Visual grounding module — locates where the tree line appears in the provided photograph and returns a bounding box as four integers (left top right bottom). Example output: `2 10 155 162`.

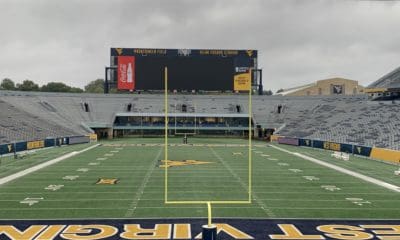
1 78 274 95
0 78 105 93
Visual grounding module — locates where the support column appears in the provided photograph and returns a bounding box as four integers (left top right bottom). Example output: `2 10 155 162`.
107 128 113 140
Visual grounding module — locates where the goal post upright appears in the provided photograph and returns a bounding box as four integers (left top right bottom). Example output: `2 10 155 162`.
248 80 252 203
164 66 168 204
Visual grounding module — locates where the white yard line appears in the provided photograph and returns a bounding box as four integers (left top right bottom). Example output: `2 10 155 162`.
270 144 400 193
124 147 163 217
209 147 276 218
0 144 100 186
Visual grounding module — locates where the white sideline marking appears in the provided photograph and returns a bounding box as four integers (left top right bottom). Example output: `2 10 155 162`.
270 144 400 193
0 144 99 186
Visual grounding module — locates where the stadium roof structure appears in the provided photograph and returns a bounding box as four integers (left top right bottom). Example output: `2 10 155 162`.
368 66 400 89
276 83 315 96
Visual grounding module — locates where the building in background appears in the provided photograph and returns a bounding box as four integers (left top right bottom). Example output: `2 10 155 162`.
277 78 364 96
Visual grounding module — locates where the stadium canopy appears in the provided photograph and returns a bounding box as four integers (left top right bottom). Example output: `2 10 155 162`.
368 66 400 89
276 83 315 96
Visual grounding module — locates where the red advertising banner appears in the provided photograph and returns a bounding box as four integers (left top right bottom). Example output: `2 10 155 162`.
117 56 135 90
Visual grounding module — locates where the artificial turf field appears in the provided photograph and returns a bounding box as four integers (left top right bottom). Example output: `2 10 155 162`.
0 137 399 220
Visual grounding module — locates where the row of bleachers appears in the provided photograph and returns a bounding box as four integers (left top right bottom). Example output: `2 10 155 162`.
1 91 399 149
0 99 81 144
276 98 400 150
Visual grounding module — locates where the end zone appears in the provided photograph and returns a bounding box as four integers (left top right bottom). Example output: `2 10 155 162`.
1 218 400 240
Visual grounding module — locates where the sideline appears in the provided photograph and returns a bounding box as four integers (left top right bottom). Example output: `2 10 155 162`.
0 144 100 186
269 144 400 193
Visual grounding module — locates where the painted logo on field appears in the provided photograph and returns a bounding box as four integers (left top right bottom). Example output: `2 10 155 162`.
96 178 119 185
159 160 214 168
0 219 399 239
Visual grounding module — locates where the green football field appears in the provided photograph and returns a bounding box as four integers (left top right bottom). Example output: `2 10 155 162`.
0 137 399 220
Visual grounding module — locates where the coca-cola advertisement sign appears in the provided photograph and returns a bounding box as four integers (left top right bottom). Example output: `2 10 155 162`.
117 56 135 90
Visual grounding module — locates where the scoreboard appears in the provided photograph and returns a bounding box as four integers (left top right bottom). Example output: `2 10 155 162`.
110 48 257 91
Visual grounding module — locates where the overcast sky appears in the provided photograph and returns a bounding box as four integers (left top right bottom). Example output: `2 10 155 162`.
1 0 400 92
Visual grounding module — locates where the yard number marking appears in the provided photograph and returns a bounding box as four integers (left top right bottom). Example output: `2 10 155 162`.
346 197 371 206
321 185 341 191
278 162 289 166
77 168 89 172
303 176 320 181
20 197 43 206
44 185 64 191
62 175 79 181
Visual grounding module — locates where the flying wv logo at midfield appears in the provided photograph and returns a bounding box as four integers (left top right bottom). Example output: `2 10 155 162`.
159 160 213 168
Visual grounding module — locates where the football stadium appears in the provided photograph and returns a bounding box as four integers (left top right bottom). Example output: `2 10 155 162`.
0 47 400 240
